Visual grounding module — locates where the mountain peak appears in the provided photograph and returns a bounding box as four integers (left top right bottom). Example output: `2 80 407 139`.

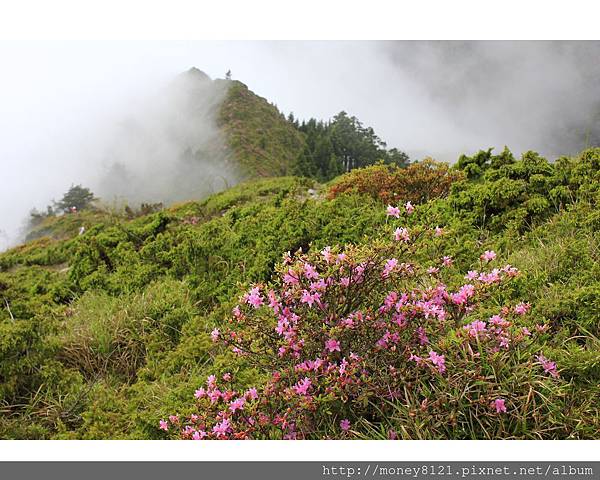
184 67 211 82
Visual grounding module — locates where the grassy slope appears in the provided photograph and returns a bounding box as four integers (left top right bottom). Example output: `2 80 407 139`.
217 80 306 177
1 150 600 439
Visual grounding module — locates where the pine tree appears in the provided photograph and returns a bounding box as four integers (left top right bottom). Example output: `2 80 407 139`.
55 185 96 213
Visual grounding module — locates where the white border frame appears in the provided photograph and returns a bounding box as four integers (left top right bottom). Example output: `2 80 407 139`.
0 440 597 461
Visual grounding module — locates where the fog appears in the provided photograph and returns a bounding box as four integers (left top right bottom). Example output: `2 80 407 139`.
1 41 599 250
95 68 239 206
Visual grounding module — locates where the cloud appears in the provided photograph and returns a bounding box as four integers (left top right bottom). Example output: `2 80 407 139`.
379 41 600 160
93 68 239 206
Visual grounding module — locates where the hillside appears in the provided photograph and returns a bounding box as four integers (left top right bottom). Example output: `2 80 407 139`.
218 79 307 177
1 148 599 439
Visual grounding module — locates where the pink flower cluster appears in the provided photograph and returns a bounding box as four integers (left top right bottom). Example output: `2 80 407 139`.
493 398 507 413
386 202 414 218
460 312 523 352
161 374 261 440
162 203 551 440
481 250 497 262
394 227 410 243
536 354 559 378
245 287 264 309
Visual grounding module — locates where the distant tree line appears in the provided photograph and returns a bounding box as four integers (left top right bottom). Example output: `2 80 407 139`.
288 111 410 181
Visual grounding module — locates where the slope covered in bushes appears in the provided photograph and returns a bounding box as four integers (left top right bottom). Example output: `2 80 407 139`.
218 80 307 177
1 148 599 439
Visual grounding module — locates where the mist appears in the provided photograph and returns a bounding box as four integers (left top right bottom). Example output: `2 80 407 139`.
1 41 599 251
94 68 239 206
382 41 600 159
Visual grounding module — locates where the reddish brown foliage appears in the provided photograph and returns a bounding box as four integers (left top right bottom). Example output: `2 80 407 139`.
327 159 465 204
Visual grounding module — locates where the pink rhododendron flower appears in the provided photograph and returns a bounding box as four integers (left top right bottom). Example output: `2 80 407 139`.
442 256 453 267
352 263 366 283
489 315 509 328
463 320 487 339
514 302 531 315
275 318 289 335
339 358 349 375
481 250 497 262
222 372 232 381
434 226 444 237
451 292 467 306
502 264 519 277
246 387 259 400
450 284 475 306
536 354 559 378
267 290 280 311
301 290 320 307
303 263 320 280
405 201 415 214
535 324 549 333
321 246 334 263
394 227 410 242
427 266 439 275
380 291 398 313
493 398 507 413
194 387 206 399
212 419 231 438
417 326 429 345
409 353 423 364
159 420 168 431
246 287 264 308
340 316 355 328
325 338 341 352
340 419 351 431
293 377 312 395
478 269 501 284
382 258 398 278
428 350 446 373
465 270 479 280
229 397 246 413
283 269 299 285
210 328 220 342
208 389 222 403
386 205 400 218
